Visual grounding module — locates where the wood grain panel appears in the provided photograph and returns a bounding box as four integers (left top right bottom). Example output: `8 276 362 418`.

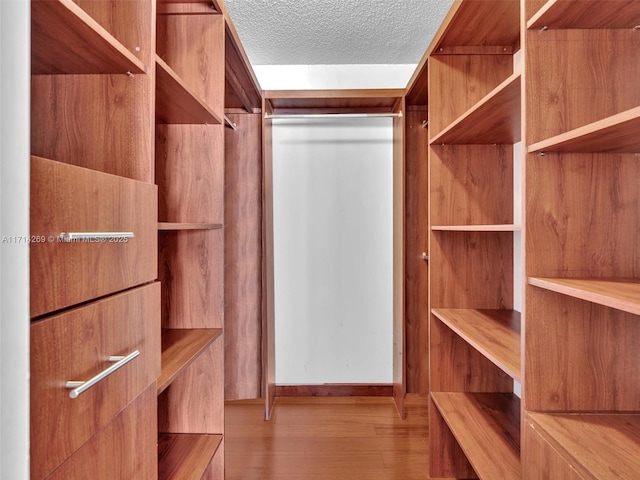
430 231 514 309
526 153 640 278
158 229 224 329
523 420 583 480
156 124 224 224
526 29 640 145
430 314 514 393
430 145 513 226
429 54 513 137
47 385 157 480
31 73 154 182
525 286 640 412
276 384 393 397
158 338 224 434
525 0 550 23
265 89 404 115
225 33 262 111
157 13 224 118
527 412 640 479
405 110 430 394
224 113 263 400
30 157 157 317
30 284 160 479
202 440 224 480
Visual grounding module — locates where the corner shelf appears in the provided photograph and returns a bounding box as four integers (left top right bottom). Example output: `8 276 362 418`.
31 0 146 75
432 392 521 480
432 309 521 381
158 222 223 231
527 412 640 479
155 55 222 125
430 73 521 145
158 433 223 480
528 106 640 154
158 328 223 395
528 277 640 316
432 225 521 232
527 0 640 30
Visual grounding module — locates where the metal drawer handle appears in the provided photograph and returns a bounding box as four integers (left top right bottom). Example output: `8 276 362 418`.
65 350 140 399
58 232 134 242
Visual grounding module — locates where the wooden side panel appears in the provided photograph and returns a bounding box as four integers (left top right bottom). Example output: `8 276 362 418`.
158 230 224 329
47 385 157 480
429 54 513 137
523 420 584 480
224 113 263 400
30 157 157 317
526 29 640 145
158 339 224 434
262 101 276 419
156 13 224 117
404 111 429 394
156 124 224 224
430 145 513 226
201 441 224 480
393 99 406 418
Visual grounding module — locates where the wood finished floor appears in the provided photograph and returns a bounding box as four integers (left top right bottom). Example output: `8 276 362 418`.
225 394 430 480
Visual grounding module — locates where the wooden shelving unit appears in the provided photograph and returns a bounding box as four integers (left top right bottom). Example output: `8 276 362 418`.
432 225 521 232
158 328 223 394
31 0 147 74
522 0 640 477
158 222 223 231
158 433 223 480
155 56 222 125
432 309 521 380
432 392 521 480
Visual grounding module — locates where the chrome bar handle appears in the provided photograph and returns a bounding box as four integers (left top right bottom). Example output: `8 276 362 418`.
65 350 140 399
58 232 134 242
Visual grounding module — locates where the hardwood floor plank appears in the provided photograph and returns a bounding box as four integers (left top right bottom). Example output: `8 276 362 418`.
225 395 430 480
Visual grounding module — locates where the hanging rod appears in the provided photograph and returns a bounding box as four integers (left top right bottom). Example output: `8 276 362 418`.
224 114 238 131
264 112 402 119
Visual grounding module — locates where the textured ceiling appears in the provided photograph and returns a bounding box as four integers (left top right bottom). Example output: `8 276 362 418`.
224 0 455 65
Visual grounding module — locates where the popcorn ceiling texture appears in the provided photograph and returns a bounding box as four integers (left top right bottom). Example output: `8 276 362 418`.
224 0 454 65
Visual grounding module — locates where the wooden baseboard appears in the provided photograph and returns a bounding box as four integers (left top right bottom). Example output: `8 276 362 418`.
275 384 393 397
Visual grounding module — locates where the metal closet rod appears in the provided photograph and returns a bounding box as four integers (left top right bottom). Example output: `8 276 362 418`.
264 112 402 119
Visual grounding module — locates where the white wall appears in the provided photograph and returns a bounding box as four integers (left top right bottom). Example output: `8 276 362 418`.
272 117 393 384
0 1 31 478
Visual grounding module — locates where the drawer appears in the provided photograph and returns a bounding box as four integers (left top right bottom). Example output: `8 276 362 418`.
30 156 157 317
30 283 160 480
48 385 158 480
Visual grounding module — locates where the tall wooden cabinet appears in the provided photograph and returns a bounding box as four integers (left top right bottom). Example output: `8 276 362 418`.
30 0 159 478
407 0 640 478
30 0 262 478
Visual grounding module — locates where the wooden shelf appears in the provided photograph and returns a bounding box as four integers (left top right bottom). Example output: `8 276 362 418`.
430 73 521 145
432 392 521 480
155 56 222 125
432 309 521 381
158 328 223 395
432 0 520 53
527 412 640 479
158 222 223 231
264 89 404 115
528 278 640 316
432 224 521 232
31 0 146 75
528 0 640 30
528 106 640 154
158 433 223 480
